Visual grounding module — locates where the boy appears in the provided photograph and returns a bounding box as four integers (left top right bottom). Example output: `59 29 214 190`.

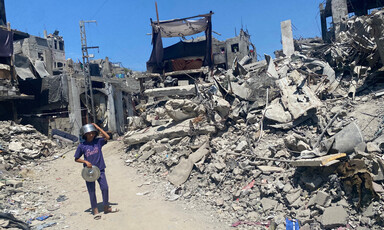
74 123 118 219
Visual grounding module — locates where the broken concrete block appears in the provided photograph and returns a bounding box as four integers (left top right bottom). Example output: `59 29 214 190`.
168 142 209 186
212 95 230 118
331 122 364 154
233 167 243 175
296 208 311 224
213 162 226 171
372 181 384 193
366 142 381 153
8 142 23 152
320 206 348 228
151 119 170 127
265 98 292 123
276 70 323 120
260 197 278 211
286 190 301 205
283 183 293 193
307 191 331 207
211 173 224 182
215 198 224 206
281 20 295 57
167 157 193 187
296 140 311 152
124 119 215 145
234 141 248 153
363 202 375 218
257 166 285 173
230 82 252 100
165 99 199 122
144 84 210 98
138 149 156 162
265 54 279 79
6 180 23 188
127 116 146 131
153 144 168 154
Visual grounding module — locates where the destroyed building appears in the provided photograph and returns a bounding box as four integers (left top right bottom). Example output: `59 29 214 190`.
0 0 140 139
212 28 256 70
1 1 384 229
123 4 384 229
320 0 384 42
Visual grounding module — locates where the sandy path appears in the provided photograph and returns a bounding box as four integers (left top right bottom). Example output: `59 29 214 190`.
37 140 229 230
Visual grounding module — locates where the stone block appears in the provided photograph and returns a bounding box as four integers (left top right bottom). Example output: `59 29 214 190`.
235 141 248 153
308 191 331 207
320 206 348 228
260 197 278 211
6 180 23 188
286 190 301 205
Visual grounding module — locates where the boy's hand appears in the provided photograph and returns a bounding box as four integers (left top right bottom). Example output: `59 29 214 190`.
92 123 100 129
85 161 92 168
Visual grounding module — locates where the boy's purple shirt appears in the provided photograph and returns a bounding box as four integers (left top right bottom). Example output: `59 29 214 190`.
74 137 106 170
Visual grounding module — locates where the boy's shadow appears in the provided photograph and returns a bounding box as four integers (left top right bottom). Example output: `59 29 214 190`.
84 202 118 214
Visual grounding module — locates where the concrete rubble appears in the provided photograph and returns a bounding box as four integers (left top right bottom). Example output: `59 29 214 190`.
1 1 384 230
0 121 58 170
0 122 72 229
123 8 384 230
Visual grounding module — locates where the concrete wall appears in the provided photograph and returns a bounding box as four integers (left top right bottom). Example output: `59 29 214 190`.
14 35 66 72
212 29 254 69
67 76 82 138
70 75 127 136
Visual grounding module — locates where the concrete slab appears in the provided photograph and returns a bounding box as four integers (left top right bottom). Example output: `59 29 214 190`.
320 206 348 228
124 119 215 146
281 20 295 57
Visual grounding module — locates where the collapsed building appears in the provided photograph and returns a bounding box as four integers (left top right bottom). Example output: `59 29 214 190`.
122 4 384 230
0 0 141 139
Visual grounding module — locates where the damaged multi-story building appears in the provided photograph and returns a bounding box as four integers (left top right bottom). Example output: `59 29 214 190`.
0 1 140 139
320 0 384 42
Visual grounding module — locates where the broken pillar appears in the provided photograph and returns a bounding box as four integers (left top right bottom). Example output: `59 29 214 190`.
114 88 124 135
280 20 295 57
106 83 117 134
331 0 348 41
319 3 327 41
67 76 82 138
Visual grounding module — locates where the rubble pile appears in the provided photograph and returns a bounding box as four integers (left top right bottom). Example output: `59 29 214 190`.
123 10 384 230
0 121 58 170
0 164 68 229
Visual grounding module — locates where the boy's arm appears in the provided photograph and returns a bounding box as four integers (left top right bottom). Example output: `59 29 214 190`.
92 123 110 141
75 158 92 168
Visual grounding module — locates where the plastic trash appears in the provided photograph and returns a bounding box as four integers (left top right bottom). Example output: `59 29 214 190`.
36 215 52 221
286 218 300 230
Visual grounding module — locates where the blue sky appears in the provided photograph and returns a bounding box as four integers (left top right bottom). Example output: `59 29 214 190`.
5 0 325 71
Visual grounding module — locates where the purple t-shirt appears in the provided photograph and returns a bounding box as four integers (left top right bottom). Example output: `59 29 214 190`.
74 137 107 170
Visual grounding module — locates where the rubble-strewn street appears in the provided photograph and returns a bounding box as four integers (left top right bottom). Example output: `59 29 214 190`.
1 0 384 229
0 141 229 230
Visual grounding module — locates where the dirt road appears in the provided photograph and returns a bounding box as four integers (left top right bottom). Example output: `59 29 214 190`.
32 140 229 230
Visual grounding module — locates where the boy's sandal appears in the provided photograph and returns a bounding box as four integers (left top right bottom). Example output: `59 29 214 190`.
94 214 102 220
105 207 119 214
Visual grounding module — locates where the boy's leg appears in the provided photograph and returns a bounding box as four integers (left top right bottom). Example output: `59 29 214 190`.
86 181 98 214
97 170 109 210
